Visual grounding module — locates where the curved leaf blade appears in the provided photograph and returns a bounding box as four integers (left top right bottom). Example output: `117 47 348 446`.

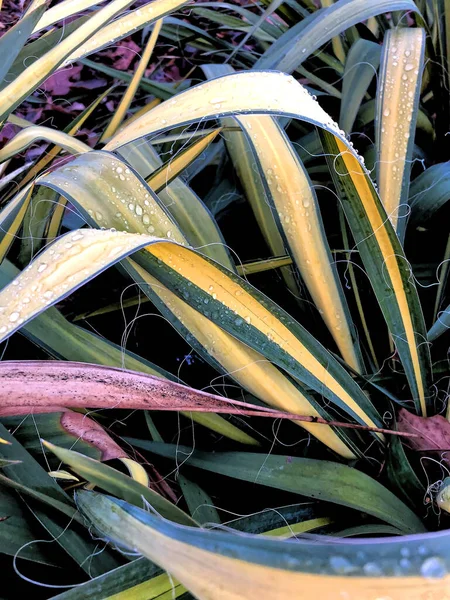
0 228 158 343
321 132 432 415
376 28 426 238
127 442 424 533
255 0 420 73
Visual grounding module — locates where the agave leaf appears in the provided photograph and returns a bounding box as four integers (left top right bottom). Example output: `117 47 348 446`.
0 126 91 164
428 307 450 342
408 161 450 227
255 0 420 73
238 256 293 275
101 20 163 141
0 423 120 575
129 242 383 434
118 141 235 270
128 442 425 533
32 0 108 34
37 150 363 458
221 116 301 297
51 557 185 600
42 440 196 527
179 475 221 525
81 58 182 100
64 0 191 67
0 485 56 565
77 491 442 600
234 115 363 373
375 28 426 239
0 259 256 446
339 39 381 134
103 72 351 152
321 132 432 416
386 434 425 511
0 3 47 83
0 0 137 120
126 260 362 458
0 184 34 266
0 229 158 343
146 129 222 193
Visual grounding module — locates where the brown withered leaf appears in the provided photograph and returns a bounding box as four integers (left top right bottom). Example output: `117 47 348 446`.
397 408 450 464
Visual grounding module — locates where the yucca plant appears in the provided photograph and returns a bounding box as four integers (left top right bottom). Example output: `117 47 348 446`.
1 0 450 597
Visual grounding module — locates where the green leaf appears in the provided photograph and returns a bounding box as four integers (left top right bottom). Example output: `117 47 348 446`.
42 441 197 527
339 39 381 133
0 4 47 83
0 260 257 447
0 484 56 565
386 435 425 511
0 185 33 266
255 0 419 73
321 131 432 416
179 475 221 525
408 162 450 228
375 27 426 240
76 491 444 600
126 441 425 533
52 558 187 600
0 423 120 575
0 229 160 344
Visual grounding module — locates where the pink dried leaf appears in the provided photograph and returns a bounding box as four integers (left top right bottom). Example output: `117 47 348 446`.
398 408 450 456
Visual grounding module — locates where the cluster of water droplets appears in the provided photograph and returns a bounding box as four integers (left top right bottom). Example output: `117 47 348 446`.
378 37 421 214
0 229 151 341
56 157 183 244
278 542 449 585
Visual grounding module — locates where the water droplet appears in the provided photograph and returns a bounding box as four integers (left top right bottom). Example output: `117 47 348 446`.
420 557 447 579
143 214 150 225
136 205 143 216
128 203 135 212
37 264 47 273
9 312 20 323
0 326 6 334
404 63 414 71
383 108 390 117
329 556 356 574
43 291 53 299
71 233 84 241
147 226 155 234
363 562 382 576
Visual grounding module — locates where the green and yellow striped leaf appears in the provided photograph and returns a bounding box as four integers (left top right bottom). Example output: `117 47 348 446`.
375 27 426 239
0 184 34 265
321 132 431 415
76 491 446 600
0 0 136 120
255 0 420 73
43 440 196 527
234 115 363 373
38 150 363 458
127 442 424 532
0 228 158 342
